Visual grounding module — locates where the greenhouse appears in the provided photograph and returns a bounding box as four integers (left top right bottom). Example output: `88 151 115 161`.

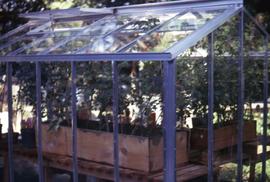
0 0 269 181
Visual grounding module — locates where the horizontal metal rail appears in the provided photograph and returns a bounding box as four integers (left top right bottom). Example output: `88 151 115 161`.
115 0 242 15
20 0 242 19
0 52 172 62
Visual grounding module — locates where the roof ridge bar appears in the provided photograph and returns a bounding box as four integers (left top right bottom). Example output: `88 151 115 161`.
116 10 187 53
114 0 242 15
74 20 135 54
243 8 269 37
20 7 81 19
20 7 113 20
37 15 112 55
166 5 242 59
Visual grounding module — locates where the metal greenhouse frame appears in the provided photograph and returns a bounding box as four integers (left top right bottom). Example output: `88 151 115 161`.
0 0 269 181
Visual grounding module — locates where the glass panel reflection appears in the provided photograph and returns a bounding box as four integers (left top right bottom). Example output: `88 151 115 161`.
0 35 43 55
126 9 225 53
3 7 227 56
20 31 78 55
0 21 44 46
75 13 177 54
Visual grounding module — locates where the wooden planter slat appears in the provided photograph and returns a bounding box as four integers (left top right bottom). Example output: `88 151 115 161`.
74 129 150 172
40 124 189 172
41 125 69 156
190 121 257 151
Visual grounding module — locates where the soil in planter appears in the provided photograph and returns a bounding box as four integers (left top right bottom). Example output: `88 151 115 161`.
58 119 164 137
193 119 246 129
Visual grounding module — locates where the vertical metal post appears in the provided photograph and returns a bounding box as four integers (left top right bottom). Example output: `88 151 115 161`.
7 62 14 182
236 9 244 182
207 33 214 182
261 34 269 182
163 59 176 182
71 61 78 182
36 61 44 182
112 61 120 182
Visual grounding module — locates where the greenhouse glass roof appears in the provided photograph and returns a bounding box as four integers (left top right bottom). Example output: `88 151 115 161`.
0 0 243 61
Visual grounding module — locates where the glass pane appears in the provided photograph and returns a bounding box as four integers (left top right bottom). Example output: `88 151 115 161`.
126 9 225 53
81 32 140 53
0 35 43 55
20 32 75 55
49 35 94 54
56 13 177 54
0 21 47 55
30 14 104 35
13 13 178 55
0 21 43 46
52 20 91 29
22 16 128 55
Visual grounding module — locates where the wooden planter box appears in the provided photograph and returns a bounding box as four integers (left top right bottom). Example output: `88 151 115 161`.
40 124 189 172
190 121 256 151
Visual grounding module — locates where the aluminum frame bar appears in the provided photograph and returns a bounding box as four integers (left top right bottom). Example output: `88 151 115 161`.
36 61 44 182
114 0 242 15
20 8 82 19
28 27 85 36
236 9 244 182
19 0 241 20
163 59 176 182
71 61 78 182
0 52 172 62
112 61 120 182
32 5 232 24
7 62 14 182
261 34 269 182
38 16 112 55
54 14 107 23
207 33 214 182
21 7 113 20
167 6 242 59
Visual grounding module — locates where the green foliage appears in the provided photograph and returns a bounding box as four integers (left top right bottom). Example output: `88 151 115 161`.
219 160 270 181
48 0 74 9
0 0 46 34
125 61 162 125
